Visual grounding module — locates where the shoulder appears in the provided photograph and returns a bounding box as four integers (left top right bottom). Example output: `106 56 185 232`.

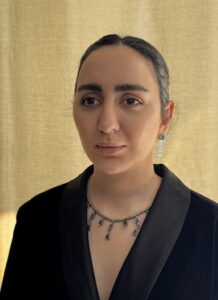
156 164 218 219
16 182 69 223
190 189 218 218
16 165 94 222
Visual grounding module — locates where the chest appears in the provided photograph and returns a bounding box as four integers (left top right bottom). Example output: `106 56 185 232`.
88 214 146 300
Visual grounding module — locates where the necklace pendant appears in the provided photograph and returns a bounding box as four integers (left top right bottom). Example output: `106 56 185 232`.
87 211 96 232
123 219 128 227
132 228 138 237
105 233 110 240
98 218 104 226
90 211 96 221
108 222 114 230
105 222 114 241
132 226 141 237
132 217 141 237
134 217 140 226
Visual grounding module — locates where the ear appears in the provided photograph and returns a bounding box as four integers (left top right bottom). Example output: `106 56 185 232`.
158 100 174 135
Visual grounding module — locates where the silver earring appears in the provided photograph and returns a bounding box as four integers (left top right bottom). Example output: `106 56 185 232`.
157 133 165 157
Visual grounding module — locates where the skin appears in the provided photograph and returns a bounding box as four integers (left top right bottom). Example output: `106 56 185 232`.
73 45 174 214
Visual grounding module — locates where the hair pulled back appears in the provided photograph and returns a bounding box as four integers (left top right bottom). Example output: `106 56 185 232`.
75 34 169 114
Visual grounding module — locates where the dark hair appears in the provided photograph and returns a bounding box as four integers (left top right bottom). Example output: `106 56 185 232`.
75 34 169 114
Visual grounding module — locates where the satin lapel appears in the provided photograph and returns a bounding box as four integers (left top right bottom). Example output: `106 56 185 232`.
60 166 99 300
109 165 191 300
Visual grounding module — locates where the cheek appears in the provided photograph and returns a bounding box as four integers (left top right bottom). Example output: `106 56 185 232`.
125 112 161 142
74 113 95 143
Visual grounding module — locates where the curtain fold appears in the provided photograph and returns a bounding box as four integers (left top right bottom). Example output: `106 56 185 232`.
1 0 218 284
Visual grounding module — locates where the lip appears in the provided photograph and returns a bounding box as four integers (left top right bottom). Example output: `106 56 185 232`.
96 144 126 155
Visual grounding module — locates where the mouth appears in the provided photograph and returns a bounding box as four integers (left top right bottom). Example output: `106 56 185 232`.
96 144 126 155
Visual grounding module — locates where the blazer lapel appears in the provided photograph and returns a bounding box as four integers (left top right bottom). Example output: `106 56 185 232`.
60 166 99 300
60 164 191 300
109 164 191 300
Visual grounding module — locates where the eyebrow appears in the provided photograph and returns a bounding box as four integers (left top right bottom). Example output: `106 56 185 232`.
115 84 148 92
76 83 148 93
77 83 102 92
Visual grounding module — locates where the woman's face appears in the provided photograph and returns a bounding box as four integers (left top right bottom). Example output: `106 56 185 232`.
73 45 173 175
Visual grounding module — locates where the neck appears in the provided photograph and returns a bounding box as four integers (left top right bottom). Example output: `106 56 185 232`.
87 162 161 217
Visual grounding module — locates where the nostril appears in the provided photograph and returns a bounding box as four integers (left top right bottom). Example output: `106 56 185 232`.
99 126 120 134
98 116 120 134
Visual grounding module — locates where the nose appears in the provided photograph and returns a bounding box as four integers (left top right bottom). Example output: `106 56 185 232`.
98 103 120 134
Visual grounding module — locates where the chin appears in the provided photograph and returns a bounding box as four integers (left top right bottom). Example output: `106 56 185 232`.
92 158 135 176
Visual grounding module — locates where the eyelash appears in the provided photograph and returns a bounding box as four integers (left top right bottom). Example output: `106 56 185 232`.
124 98 142 106
81 97 100 106
80 97 143 107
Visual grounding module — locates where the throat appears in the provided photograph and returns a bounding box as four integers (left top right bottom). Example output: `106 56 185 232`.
87 166 162 218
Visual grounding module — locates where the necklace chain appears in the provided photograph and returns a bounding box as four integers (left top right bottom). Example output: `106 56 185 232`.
87 196 151 241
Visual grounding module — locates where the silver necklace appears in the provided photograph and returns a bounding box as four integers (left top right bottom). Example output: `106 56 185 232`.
87 196 150 240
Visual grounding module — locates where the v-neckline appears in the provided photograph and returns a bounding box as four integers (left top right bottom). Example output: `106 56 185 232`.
60 164 191 300
85 201 150 300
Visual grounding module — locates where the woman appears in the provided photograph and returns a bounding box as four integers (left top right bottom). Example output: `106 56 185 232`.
1 34 218 300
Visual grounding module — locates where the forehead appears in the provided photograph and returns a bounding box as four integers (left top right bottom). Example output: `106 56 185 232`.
77 45 158 86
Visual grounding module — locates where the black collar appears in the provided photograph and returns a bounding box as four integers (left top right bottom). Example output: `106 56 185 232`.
60 164 191 300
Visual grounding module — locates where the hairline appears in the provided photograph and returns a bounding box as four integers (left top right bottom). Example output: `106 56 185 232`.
74 44 158 92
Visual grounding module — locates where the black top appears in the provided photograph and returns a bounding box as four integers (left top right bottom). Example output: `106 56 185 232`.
1 164 218 300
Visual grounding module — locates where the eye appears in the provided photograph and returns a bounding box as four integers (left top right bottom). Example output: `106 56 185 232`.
81 96 101 107
123 97 143 106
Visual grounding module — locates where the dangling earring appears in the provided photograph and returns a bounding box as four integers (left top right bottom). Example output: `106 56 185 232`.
157 133 165 157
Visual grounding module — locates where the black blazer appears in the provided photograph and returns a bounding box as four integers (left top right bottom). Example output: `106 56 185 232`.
1 164 218 300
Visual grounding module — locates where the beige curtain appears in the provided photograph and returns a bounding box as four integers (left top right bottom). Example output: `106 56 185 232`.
1 0 218 284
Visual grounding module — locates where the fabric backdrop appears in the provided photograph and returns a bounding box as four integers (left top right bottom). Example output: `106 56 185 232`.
1 0 218 284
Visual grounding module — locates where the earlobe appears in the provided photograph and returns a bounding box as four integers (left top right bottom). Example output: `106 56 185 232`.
156 101 174 156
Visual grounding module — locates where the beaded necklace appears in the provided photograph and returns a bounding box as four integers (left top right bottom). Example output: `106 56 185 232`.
87 196 150 240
